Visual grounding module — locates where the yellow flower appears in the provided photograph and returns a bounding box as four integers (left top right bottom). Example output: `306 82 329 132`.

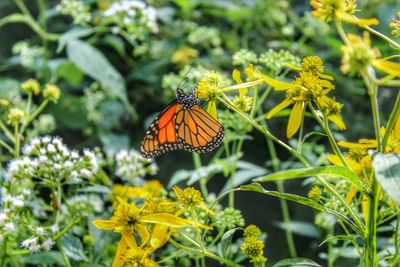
7 108 25 125
112 180 164 200
310 0 379 26
93 197 189 245
341 32 400 77
266 56 341 138
0 98 9 106
112 236 157 267
43 84 61 102
233 94 253 112
244 64 265 82
172 186 214 216
21 79 40 95
196 71 224 119
171 46 199 64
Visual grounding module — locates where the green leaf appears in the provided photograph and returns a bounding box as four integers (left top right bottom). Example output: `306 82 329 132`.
319 235 355 247
272 258 322 267
254 166 367 193
168 169 192 188
220 228 242 258
0 78 20 99
240 183 362 235
20 252 64 265
372 153 400 205
66 39 137 120
60 234 88 262
78 185 111 194
274 221 320 238
57 27 94 53
56 60 84 87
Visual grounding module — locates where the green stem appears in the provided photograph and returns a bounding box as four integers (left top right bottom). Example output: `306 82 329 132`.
309 102 351 170
20 100 49 135
0 120 16 144
14 124 20 158
192 153 208 198
382 92 400 150
364 177 379 266
0 236 8 267
362 25 400 50
53 217 83 241
0 138 14 154
169 239 243 267
297 111 305 153
327 227 335 267
57 240 72 267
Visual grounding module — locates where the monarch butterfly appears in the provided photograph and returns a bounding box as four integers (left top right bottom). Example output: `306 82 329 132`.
140 88 224 158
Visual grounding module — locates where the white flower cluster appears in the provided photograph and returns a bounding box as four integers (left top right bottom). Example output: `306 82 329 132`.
7 136 100 183
12 41 45 68
21 234 55 253
115 149 158 183
63 194 104 215
187 26 222 52
57 0 91 25
103 0 158 38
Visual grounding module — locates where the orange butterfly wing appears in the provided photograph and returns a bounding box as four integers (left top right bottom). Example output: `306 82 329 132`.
141 102 224 158
175 105 224 153
140 103 182 158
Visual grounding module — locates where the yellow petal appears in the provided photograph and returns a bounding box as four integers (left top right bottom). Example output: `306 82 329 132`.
232 69 243 84
112 237 128 267
264 75 292 90
362 194 368 222
136 224 150 245
92 219 116 230
141 213 189 228
394 113 400 139
337 141 375 149
287 102 305 139
206 101 218 120
149 224 170 252
222 79 264 92
345 185 359 203
327 154 343 166
372 59 400 77
121 230 137 249
336 11 379 26
266 99 292 119
328 115 346 130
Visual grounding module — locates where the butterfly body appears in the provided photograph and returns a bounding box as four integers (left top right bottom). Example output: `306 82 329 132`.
140 88 224 158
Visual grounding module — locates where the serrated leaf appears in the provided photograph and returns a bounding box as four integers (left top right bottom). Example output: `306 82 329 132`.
220 228 242 258
61 234 88 262
254 166 366 193
372 153 400 205
273 258 322 267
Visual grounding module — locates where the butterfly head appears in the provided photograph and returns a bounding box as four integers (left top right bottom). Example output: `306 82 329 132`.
176 88 198 108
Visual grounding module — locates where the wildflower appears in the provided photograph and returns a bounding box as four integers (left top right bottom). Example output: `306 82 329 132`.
243 225 262 239
12 41 44 68
36 227 45 235
390 12 400 37
241 237 264 258
42 238 55 251
57 0 91 25
21 237 41 252
51 224 59 234
233 94 253 112
266 56 342 138
21 79 40 95
310 0 379 26
0 98 9 106
43 84 61 102
196 71 225 119
123 247 157 267
173 186 214 215
4 222 15 233
216 207 245 229
341 32 400 77
258 49 301 74
232 49 258 67
245 64 265 82
171 46 199 64
93 197 189 244
308 186 322 201
113 180 164 200
7 108 25 125
115 149 158 183
187 26 221 48
251 256 268 267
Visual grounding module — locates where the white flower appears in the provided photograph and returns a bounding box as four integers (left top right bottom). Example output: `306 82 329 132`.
51 224 59 234
80 169 92 179
36 227 45 235
71 151 79 159
22 144 34 155
22 189 32 196
0 212 7 223
42 136 51 143
39 155 47 162
64 161 74 169
42 238 55 251
47 144 56 153
13 197 24 208
69 171 78 180
4 222 15 233
111 26 120 34
30 243 41 253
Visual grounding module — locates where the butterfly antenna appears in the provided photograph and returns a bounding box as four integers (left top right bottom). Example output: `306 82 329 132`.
177 66 193 90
